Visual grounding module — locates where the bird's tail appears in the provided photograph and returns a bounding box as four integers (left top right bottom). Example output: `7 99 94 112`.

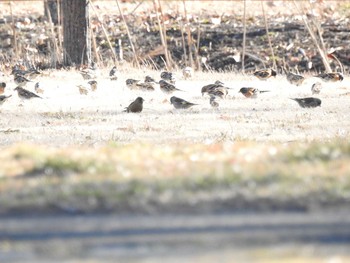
260 90 270 93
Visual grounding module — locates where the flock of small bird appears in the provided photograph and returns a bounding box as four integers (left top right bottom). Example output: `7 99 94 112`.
0 65 345 113
122 67 344 112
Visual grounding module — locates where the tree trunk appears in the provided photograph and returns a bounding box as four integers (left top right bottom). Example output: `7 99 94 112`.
61 0 91 67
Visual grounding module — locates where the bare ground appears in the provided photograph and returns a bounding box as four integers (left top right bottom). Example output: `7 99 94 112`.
0 68 350 146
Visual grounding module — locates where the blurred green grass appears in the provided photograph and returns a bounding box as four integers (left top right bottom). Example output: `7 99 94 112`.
0 140 349 214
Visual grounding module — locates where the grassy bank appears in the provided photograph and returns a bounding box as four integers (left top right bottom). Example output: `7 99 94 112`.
0 140 349 215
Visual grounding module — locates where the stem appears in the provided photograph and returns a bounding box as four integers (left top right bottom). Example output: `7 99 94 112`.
241 0 246 73
261 1 276 70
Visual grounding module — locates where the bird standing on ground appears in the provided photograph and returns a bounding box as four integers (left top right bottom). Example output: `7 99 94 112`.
311 82 322 95
207 86 229 99
201 80 225 96
160 71 176 84
14 87 42 100
0 82 6 95
14 74 31 87
35 82 44 94
126 79 140 90
170 96 198 109
316 72 343 82
80 69 96 80
210 95 219 108
159 80 184 94
123 97 144 113
12 68 40 80
290 97 321 108
286 72 305 86
77 85 89 95
0 95 11 105
145 76 158 83
109 66 118 81
239 87 270 98
88 80 98 91
182 67 193 80
136 82 156 92
253 69 277 80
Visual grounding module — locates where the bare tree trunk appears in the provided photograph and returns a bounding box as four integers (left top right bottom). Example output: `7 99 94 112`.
61 0 91 67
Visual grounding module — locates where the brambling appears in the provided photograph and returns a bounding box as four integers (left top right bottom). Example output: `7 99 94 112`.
286 72 305 86
316 72 343 82
126 79 140 90
0 82 6 95
14 74 31 87
160 71 176 84
239 87 270 98
159 80 184 94
201 80 225 96
253 68 277 80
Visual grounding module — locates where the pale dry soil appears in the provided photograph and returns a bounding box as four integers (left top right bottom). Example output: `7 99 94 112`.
0 67 349 146
1 67 350 263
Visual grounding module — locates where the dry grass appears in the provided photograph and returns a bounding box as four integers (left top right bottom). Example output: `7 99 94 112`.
0 139 349 214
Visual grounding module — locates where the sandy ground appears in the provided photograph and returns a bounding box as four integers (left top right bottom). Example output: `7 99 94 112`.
0 67 349 147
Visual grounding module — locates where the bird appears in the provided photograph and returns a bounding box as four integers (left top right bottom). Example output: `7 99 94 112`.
14 87 42 100
286 72 305 86
160 71 176 84
109 66 118 81
11 68 40 80
316 72 343 82
0 95 11 105
311 82 322 95
136 82 156 92
209 95 219 108
34 82 44 94
123 97 144 113
126 79 140 90
77 85 89 95
239 87 270 98
253 68 277 80
80 69 96 80
159 80 184 94
14 74 31 87
201 80 225 96
26 69 41 80
88 80 98 91
0 82 6 95
207 86 229 99
290 97 321 108
145 75 158 83
170 96 198 109
182 66 193 80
